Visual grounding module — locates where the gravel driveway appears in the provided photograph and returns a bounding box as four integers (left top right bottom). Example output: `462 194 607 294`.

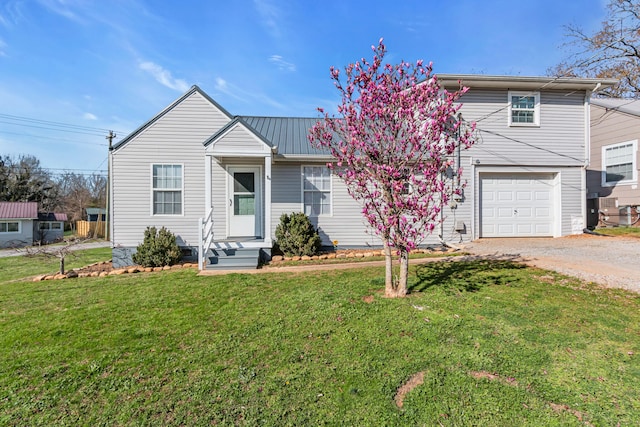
464 235 640 293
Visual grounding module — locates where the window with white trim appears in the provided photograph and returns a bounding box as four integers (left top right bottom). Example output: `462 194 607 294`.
39 222 62 230
602 140 637 186
0 221 20 233
508 91 540 126
302 166 331 216
152 164 183 215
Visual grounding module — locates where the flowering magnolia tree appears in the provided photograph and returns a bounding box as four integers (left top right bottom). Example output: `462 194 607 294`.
309 39 476 298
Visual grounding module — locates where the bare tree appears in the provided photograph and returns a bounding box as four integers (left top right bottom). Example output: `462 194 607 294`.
553 0 640 97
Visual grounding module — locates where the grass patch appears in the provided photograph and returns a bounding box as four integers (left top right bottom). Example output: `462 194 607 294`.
595 226 640 237
0 247 111 283
1 260 639 425
272 250 463 267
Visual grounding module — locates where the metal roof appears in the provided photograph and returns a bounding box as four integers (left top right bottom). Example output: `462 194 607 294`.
38 212 68 221
85 208 106 215
591 98 640 117
0 202 38 219
239 116 329 156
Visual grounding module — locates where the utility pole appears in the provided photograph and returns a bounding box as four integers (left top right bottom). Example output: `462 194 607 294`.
105 131 116 241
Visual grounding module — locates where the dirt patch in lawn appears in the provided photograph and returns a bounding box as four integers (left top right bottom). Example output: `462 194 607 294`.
394 371 425 408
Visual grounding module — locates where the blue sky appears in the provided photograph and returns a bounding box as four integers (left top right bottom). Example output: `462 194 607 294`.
0 0 608 174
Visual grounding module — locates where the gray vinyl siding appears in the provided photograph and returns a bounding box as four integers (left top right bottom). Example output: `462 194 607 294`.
460 89 586 166
0 219 33 248
560 168 585 234
213 124 269 153
271 163 375 246
588 104 640 205
270 162 471 247
112 91 230 248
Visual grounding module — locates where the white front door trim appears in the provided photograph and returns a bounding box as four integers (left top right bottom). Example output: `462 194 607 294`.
227 165 262 238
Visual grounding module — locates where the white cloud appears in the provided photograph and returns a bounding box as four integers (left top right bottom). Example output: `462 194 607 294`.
139 61 190 92
213 75 284 110
37 0 85 24
83 112 97 120
269 55 296 72
215 77 229 92
253 0 281 38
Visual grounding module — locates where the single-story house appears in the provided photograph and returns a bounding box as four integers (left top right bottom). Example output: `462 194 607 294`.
109 74 615 269
0 202 67 248
587 98 640 227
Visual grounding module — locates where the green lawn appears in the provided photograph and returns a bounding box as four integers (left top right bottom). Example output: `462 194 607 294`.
0 247 111 282
596 226 640 237
1 255 639 425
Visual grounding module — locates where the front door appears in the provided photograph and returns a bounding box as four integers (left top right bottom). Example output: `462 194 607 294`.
228 166 261 238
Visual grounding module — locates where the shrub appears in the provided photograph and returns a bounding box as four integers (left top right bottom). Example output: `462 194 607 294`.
275 212 321 257
132 226 182 267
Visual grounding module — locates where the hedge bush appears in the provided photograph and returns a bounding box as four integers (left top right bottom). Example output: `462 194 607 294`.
132 226 182 267
275 212 321 257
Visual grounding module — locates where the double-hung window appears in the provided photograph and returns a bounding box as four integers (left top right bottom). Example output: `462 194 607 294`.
0 222 20 233
152 164 183 215
508 91 540 126
602 140 637 186
302 166 331 216
38 222 62 230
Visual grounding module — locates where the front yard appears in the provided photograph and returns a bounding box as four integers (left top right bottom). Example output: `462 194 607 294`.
1 253 639 425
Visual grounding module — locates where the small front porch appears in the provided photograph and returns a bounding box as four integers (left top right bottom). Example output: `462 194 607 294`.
199 119 275 270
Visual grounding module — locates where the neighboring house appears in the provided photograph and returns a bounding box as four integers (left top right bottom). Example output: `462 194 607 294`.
76 207 106 238
0 202 67 248
35 212 67 243
0 202 38 248
587 98 640 228
109 75 615 269
86 208 106 223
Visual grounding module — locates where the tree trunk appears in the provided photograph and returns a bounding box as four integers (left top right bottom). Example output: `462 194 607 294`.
59 257 65 275
397 249 409 297
383 241 394 297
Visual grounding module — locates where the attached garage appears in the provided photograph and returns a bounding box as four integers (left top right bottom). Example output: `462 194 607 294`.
480 173 557 237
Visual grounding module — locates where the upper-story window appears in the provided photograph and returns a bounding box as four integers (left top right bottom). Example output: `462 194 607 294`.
508 91 540 126
302 166 331 216
152 164 183 215
602 140 637 187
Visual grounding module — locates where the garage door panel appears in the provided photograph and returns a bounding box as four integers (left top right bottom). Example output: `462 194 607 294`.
516 224 533 234
517 207 533 218
481 173 555 238
497 208 513 218
498 191 513 201
535 207 551 218
498 224 515 234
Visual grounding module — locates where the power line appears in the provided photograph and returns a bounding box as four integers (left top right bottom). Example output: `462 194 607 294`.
0 129 110 146
0 112 126 135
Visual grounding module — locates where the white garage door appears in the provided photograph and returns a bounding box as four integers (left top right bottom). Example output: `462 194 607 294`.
480 173 555 237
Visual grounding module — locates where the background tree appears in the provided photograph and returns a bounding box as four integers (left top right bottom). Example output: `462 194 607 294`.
309 39 476 298
552 0 640 97
0 155 58 209
57 172 106 225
